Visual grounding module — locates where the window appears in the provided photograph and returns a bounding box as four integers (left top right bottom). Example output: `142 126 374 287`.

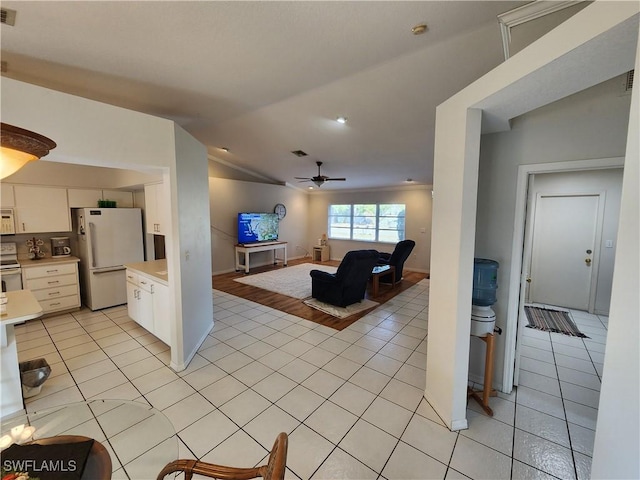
328 203 405 243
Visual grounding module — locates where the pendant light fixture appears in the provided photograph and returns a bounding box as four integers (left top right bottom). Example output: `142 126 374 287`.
1 123 56 179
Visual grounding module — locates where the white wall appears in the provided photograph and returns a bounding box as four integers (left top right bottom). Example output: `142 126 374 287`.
472 77 630 386
170 125 214 370
209 178 309 274
591 26 640 478
307 187 432 272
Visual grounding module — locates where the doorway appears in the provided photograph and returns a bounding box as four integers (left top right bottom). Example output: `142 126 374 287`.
503 157 624 392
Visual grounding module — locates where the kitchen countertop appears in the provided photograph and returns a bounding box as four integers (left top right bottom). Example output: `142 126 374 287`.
124 259 168 284
1 290 44 327
19 256 80 267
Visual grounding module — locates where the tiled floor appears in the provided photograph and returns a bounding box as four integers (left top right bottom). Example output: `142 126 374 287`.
11 283 607 479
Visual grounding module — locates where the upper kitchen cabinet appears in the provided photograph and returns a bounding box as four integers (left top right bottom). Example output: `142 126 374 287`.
14 185 71 233
144 183 167 235
1 185 15 207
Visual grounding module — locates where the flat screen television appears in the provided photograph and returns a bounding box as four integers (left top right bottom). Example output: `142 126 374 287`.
237 212 279 245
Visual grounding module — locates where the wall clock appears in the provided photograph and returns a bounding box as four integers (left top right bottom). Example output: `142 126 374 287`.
274 203 287 220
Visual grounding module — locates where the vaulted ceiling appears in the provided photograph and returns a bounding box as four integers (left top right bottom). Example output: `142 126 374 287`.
1 1 529 190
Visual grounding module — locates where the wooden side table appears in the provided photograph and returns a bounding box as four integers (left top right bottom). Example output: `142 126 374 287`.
371 265 396 296
467 333 497 416
313 245 330 262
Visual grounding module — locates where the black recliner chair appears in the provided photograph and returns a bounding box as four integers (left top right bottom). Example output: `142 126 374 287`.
310 250 380 307
377 240 415 284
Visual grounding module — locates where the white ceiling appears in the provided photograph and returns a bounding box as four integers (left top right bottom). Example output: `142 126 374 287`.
1 1 529 190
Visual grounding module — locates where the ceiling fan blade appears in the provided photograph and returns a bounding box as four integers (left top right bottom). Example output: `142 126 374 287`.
326 178 346 181
296 179 312 182
294 177 312 180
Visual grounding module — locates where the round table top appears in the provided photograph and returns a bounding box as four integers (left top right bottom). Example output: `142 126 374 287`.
1 399 177 479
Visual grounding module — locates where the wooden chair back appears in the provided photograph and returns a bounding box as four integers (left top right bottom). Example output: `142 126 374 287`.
156 432 288 480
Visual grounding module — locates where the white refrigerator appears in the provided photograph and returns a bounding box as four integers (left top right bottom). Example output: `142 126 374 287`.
73 208 144 310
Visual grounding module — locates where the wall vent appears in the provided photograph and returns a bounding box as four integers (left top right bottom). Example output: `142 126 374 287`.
291 150 308 157
625 70 634 92
1 8 17 26
621 70 634 96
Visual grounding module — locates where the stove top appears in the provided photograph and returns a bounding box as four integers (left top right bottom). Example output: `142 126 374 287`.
0 242 19 269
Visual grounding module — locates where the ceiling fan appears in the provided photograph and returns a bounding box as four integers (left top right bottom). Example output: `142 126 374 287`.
295 161 346 187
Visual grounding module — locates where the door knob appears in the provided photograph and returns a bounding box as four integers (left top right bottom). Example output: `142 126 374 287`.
585 258 592 266
526 277 532 283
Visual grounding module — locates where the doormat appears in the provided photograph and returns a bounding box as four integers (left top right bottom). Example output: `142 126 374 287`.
525 306 589 338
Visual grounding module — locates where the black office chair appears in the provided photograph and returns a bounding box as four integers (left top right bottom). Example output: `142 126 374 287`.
377 240 415 283
310 250 380 307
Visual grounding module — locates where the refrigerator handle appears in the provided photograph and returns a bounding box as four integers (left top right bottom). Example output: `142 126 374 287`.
89 222 97 268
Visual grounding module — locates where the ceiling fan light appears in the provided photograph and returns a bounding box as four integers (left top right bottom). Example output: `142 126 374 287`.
0 123 56 179
313 179 324 187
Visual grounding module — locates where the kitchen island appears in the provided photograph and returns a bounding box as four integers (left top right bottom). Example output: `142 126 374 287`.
1 290 44 417
124 259 170 345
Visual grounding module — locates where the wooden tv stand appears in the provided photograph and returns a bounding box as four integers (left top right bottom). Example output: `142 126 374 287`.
235 241 288 273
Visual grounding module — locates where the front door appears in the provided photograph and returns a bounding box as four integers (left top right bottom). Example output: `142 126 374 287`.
528 193 601 311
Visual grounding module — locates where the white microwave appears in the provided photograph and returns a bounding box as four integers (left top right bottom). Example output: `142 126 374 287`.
0 209 16 235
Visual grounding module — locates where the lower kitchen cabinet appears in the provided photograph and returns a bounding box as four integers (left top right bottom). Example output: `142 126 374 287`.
21 258 81 315
126 269 170 344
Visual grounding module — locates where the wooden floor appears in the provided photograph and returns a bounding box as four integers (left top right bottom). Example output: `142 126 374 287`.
212 257 427 330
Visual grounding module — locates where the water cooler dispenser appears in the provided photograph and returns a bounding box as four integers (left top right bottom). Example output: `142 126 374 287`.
469 258 500 416
471 258 498 336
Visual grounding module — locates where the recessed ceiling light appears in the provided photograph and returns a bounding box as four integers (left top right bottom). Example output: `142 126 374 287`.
336 116 347 124
219 147 229 152
411 23 428 35
405 178 414 183
308 186 314 190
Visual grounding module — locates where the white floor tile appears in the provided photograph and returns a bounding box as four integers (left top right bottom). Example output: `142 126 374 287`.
450 435 511 480
311 446 378 480
515 404 570 448
161 393 216 432
218 388 272 426
244 405 300 450
513 429 576 480
362 396 413 439
462 409 514 456
277 385 325 422
400 414 457 465
251 371 297 402
383 441 448 480
339 419 398 474
200 429 268 469
178 409 240 458
568 421 595 457
306 400 358 444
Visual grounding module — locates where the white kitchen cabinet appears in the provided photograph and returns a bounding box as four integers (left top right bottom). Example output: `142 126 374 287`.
152 282 170 344
14 185 71 233
1 184 14 207
21 259 81 314
126 268 169 343
68 188 102 208
102 190 134 208
144 183 167 235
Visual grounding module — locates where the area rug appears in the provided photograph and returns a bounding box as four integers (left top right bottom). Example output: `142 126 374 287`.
233 263 337 299
525 306 589 338
303 298 379 319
